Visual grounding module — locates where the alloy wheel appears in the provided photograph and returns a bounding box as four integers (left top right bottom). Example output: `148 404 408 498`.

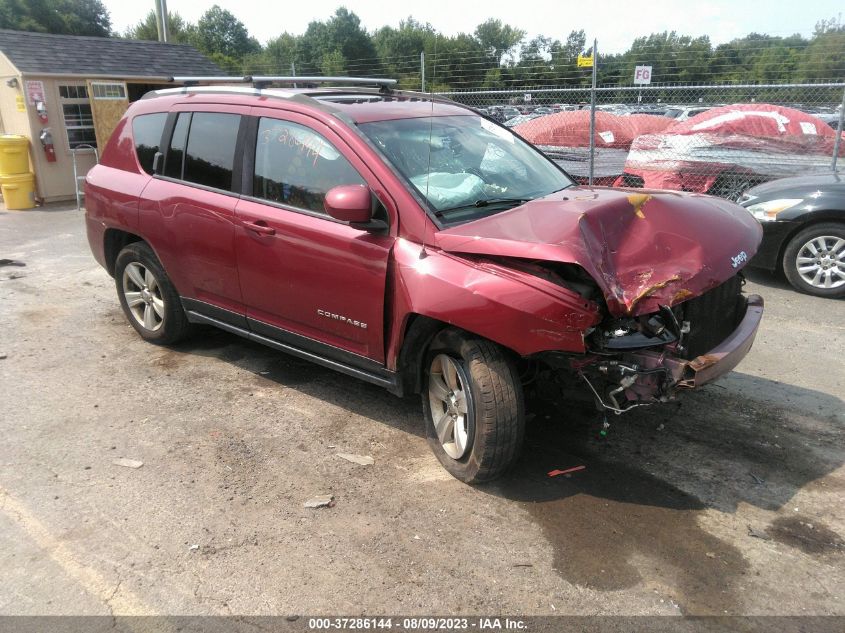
122 262 165 331
428 354 474 460
795 235 845 289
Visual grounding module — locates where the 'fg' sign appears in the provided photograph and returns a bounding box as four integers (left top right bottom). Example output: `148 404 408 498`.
634 66 652 85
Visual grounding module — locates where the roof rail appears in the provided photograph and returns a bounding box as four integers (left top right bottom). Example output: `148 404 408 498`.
167 76 251 84
168 75 397 90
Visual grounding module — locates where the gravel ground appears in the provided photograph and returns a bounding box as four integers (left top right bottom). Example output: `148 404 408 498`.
0 204 843 619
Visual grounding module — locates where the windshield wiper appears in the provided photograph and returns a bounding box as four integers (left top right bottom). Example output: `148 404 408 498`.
435 197 532 218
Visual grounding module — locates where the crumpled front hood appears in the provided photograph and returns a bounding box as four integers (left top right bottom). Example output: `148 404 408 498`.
434 186 763 316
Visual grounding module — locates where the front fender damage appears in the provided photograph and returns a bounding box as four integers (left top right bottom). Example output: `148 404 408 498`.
386 238 602 369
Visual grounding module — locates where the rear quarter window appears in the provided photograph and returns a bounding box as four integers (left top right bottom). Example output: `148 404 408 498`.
132 113 167 174
183 113 241 191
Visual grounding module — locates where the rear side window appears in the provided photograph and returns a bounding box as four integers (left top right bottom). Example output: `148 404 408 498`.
132 113 167 174
183 113 241 191
253 118 365 213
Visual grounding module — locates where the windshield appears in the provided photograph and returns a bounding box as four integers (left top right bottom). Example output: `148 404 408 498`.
358 115 573 223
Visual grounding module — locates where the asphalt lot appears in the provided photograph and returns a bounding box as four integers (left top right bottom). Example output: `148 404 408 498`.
0 204 843 618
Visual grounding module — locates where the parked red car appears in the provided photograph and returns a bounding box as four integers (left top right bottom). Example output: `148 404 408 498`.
514 110 673 185
620 103 844 200
85 80 764 483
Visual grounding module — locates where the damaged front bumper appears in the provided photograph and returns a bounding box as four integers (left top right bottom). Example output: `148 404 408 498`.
543 293 764 413
625 294 763 390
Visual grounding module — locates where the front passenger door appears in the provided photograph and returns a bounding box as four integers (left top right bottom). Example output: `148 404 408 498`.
234 112 395 364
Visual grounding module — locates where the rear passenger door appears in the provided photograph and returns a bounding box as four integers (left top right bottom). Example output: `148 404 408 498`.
139 105 249 320
234 109 396 364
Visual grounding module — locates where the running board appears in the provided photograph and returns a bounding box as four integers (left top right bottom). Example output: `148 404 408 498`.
184 309 401 393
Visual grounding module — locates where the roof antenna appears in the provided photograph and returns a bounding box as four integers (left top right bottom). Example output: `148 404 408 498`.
420 38 437 260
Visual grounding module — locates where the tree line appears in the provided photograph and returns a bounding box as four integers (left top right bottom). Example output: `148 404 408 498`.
1 1 843 90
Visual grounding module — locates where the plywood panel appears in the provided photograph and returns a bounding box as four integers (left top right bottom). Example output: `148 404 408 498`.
87 80 128 150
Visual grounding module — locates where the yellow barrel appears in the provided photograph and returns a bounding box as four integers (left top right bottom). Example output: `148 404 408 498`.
0 135 31 176
1 172 36 210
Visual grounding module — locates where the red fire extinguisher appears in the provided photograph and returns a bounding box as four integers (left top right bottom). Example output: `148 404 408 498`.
39 128 56 163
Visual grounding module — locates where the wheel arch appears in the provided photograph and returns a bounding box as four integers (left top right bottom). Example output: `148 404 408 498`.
395 314 454 396
395 314 524 397
103 228 145 277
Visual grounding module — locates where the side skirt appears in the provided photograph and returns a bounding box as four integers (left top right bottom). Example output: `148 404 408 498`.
181 298 403 395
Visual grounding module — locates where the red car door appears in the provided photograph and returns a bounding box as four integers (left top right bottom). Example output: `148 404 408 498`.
139 105 249 318
234 108 396 364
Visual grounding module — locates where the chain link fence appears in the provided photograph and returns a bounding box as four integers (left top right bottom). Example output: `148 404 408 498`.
436 83 845 200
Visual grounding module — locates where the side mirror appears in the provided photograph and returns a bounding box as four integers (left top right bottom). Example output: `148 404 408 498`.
324 185 387 232
324 184 372 223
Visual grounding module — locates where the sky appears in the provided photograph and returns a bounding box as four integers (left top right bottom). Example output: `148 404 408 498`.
105 0 843 54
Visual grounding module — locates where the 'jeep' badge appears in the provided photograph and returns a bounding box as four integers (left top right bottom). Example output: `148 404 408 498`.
731 251 748 268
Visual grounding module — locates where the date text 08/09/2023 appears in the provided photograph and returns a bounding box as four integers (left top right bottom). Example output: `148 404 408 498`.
307 617 528 630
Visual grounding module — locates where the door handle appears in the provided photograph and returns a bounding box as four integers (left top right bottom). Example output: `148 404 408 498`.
241 220 276 235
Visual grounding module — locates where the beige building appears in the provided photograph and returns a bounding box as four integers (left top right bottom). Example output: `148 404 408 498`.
0 29 222 203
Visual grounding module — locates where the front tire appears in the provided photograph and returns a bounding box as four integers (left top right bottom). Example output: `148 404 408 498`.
422 329 525 484
114 242 191 344
782 222 845 298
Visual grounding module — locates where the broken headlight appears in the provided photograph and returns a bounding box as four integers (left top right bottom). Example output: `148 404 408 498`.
591 307 681 352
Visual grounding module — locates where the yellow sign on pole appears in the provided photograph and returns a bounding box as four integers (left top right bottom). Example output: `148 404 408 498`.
15 95 25 112
577 54 594 68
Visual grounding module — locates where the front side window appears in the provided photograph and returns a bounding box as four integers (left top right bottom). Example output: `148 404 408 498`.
253 118 365 214
132 113 167 174
358 115 572 224
59 84 96 149
182 113 241 191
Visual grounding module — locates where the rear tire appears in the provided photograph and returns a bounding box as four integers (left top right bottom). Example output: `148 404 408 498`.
114 242 191 344
782 222 845 299
422 329 525 484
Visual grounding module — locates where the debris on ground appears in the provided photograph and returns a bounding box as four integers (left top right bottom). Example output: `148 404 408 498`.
0 353 7 360
336 453 374 466
599 415 610 437
750 472 765 485
706 552 716 558
0 259 25 267
748 525 772 541
112 458 144 469
189 544 199 551
304 495 335 508
548 465 586 477
513 563 533 567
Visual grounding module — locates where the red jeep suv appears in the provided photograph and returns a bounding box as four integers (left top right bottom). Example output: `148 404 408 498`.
84 78 764 483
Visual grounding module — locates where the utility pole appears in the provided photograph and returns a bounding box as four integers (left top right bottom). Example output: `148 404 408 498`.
154 0 169 42
588 38 598 186
154 0 163 41
160 0 169 43
421 52 425 92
